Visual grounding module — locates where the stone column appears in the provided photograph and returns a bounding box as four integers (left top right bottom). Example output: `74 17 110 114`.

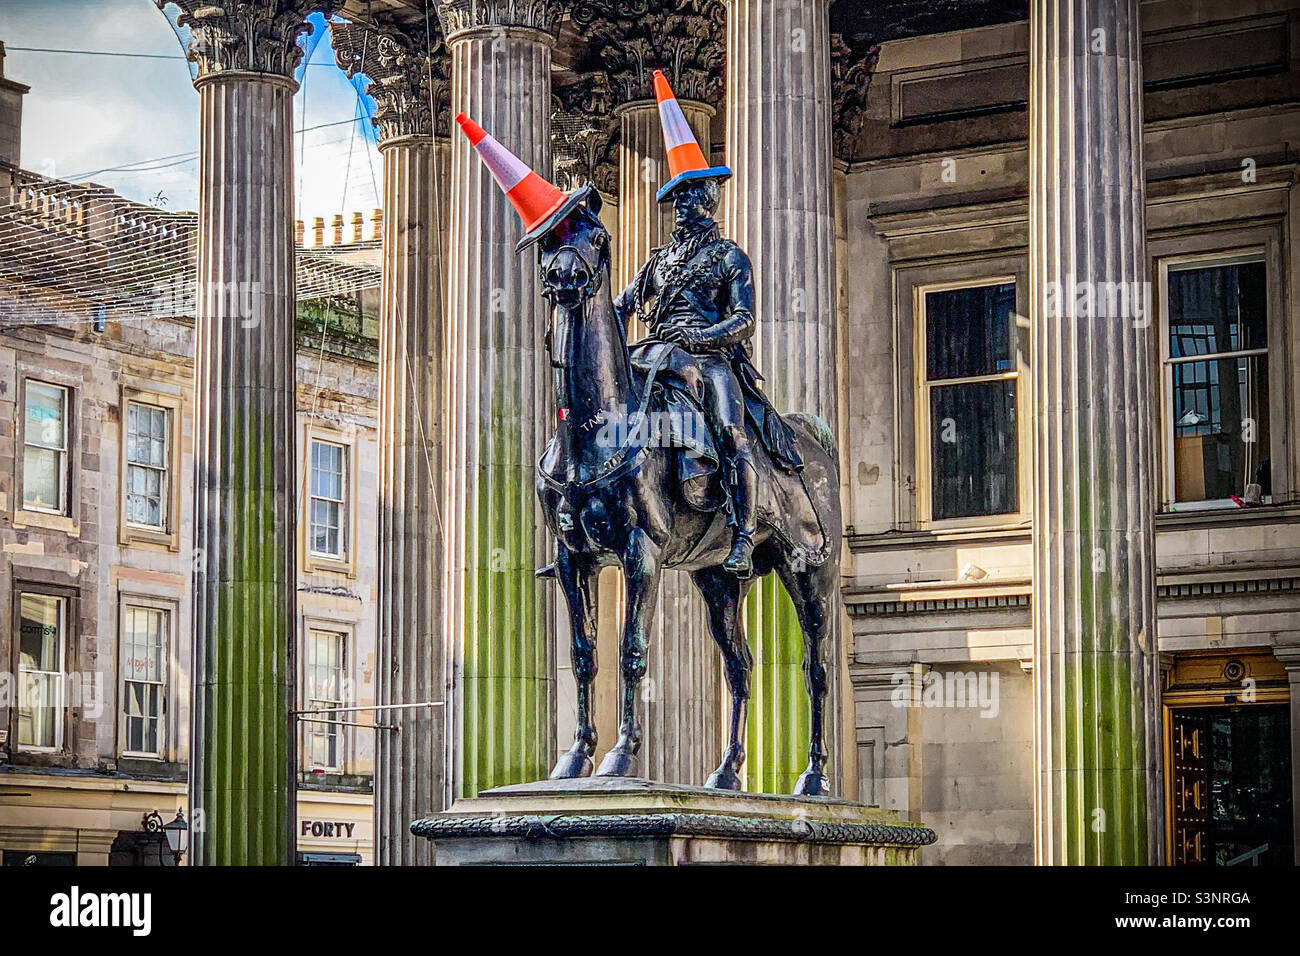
1029 0 1161 865
437 0 562 797
332 17 451 867
723 0 839 794
615 96 723 785
160 0 325 866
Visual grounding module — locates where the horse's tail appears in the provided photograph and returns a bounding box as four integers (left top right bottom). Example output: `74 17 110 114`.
786 412 838 467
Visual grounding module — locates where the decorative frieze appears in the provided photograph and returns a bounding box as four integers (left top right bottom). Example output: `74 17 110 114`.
570 0 725 106
332 17 451 142
435 0 565 42
159 0 335 80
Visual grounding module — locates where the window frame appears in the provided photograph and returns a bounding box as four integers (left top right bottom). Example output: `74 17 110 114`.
11 583 76 755
20 379 71 517
1154 240 1287 512
117 600 172 760
301 624 350 773
118 385 183 551
300 426 358 576
913 273 1031 530
123 401 170 533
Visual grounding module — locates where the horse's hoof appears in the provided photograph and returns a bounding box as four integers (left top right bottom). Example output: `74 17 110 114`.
549 750 594 780
595 750 638 777
704 766 743 790
793 768 830 797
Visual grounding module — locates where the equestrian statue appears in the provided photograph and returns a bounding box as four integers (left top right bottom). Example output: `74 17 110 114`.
455 69 842 796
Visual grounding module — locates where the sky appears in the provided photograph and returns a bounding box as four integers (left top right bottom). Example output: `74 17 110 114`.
0 0 383 229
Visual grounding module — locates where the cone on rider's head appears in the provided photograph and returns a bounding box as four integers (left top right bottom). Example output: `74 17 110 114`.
652 69 731 203
456 112 595 252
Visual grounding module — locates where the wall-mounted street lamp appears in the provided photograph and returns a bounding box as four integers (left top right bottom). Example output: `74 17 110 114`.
143 809 189 866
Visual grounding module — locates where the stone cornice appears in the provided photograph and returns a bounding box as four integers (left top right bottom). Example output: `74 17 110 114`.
434 0 566 43
569 0 724 106
332 17 450 141
159 0 337 81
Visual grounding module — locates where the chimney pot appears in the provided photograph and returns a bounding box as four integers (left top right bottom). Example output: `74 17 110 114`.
312 216 325 246
331 213 344 245
351 211 363 243
294 219 304 246
372 207 383 241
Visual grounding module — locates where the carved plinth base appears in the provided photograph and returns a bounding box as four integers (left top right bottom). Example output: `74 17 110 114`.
411 777 935 865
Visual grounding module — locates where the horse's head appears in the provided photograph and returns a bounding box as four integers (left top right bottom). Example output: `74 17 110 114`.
535 186 611 310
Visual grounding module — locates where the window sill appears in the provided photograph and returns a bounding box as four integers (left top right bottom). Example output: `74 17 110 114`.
303 552 356 578
12 510 78 536
1156 502 1300 529
119 523 180 552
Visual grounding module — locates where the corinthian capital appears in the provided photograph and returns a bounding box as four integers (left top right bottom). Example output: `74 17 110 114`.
552 74 618 196
434 0 566 43
570 0 724 105
158 0 336 81
830 33 878 162
332 18 450 142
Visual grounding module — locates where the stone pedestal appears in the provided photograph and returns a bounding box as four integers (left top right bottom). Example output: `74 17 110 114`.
412 778 934 865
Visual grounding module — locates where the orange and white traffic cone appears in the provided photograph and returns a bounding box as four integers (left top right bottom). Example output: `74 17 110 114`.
456 112 596 251
652 69 731 202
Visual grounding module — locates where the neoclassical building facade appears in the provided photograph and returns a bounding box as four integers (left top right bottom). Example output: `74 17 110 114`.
4 0 1300 867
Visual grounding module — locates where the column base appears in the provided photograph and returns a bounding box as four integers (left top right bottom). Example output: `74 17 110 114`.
411 777 935 865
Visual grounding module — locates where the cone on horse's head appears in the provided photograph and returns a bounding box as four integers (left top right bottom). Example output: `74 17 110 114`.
652 69 731 203
456 112 596 252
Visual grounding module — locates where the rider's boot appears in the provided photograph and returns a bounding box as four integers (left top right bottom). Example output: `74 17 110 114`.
723 459 758 577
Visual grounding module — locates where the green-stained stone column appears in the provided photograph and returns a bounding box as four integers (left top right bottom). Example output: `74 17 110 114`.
1029 0 1162 865
162 0 325 865
332 17 452 866
724 0 839 794
438 0 562 797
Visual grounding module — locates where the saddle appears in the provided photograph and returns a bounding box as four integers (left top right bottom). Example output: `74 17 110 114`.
537 342 832 568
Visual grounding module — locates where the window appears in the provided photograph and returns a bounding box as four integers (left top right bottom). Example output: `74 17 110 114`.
23 381 69 514
121 605 167 756
920 281 1020 521
308 440 347 559
125 402 169 531
17 592 66 750
305 628 346 771
1163 256 1270 506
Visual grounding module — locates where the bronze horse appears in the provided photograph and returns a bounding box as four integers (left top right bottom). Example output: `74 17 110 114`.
531 186 842 796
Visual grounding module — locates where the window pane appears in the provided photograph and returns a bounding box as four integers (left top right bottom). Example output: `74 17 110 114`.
25 382 65 449
930 380 1019 520
22 446 62 511
1168 261 1267 358
19 594 63 672
925 283 1017 380
1172 353 1270 502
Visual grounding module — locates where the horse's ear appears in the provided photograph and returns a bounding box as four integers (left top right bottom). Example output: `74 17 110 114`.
587 188 603 217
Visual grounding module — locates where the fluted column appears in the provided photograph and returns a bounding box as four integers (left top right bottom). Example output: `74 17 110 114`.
438 0 561 797
333 18 451 866
615 97 724 785
1029 0 1161 865
160 0 325 866
724 0 839 794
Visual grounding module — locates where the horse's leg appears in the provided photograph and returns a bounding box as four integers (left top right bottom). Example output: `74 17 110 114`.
550 544 600 779
776 552 837 797
595 527 661 777
691 564 753 790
